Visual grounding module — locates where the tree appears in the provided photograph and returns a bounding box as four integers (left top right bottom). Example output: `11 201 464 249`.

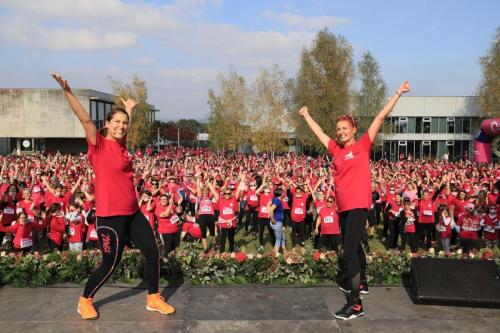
290 29 355 151
207 70 250 150
478 27 500 118
249 65 289 154
356 51 387 135
111 76 151 150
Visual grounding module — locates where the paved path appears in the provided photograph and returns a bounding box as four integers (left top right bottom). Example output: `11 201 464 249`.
0 284 498 333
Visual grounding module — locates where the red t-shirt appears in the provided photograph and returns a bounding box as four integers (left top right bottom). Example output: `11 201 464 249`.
291 195 308 222
68 218 85 243
198 196 215 215
218 197 238 229
87 133 138 217
457 214 481 240
155 205 179 234
328 133 372 212
319 206 340 235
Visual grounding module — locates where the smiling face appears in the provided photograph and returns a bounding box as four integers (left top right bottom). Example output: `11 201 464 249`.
105 111 129 142
336 120 357 145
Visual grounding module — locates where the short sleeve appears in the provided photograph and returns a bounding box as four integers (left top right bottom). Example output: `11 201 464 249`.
359 132 373 152
327 139 337 157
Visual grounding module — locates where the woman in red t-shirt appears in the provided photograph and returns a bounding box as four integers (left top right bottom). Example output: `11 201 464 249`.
52 74 174 320
314 196 340 252
300 80 410 320
155 193 182 256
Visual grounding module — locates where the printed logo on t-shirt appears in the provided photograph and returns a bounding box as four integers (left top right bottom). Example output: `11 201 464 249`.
344 151 354 160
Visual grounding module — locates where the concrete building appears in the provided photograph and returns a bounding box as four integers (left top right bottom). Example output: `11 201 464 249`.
373 96 483 162
0 89 158 155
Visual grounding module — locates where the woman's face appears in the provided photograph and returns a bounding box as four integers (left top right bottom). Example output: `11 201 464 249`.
105 112 129 142
160 196 168 206
336 120 357 145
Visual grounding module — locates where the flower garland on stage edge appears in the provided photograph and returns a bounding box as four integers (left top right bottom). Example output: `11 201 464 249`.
0 246 499 287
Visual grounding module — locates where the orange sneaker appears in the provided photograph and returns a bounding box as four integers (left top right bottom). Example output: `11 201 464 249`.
77 296 98 320
146 293 176 315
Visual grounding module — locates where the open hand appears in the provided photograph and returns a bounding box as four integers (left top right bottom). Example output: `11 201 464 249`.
120 98 138 113
51 73 71 92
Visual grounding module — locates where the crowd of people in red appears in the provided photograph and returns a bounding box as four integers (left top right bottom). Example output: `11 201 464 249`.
0 147 498 257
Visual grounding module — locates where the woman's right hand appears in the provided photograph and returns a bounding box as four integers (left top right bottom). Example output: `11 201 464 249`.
51 74 71 92
298 106 309 117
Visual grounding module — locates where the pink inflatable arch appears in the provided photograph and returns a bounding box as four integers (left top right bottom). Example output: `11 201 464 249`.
474 118 500 163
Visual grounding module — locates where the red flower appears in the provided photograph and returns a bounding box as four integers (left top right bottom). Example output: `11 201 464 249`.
481 251 494 260
313 251 321 261
235 252 246 263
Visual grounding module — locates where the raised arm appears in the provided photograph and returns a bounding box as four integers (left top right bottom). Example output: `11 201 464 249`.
298 106 331 149
367 81 410 142
51 74 97 145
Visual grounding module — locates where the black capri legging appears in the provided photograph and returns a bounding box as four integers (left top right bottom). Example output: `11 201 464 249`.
83 211 160 298
161 232 180 255
339 209 369 280
198 214 215 238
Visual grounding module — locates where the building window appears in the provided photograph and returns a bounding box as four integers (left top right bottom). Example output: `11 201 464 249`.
423 117 431 134
398 117 408 133
415 117 422 133
90 101 97 121
447 117 455 134
105 103 111 119
422 141 431 159
462 117 470 134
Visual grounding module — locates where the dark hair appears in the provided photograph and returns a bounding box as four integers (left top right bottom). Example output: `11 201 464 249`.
99 107 130 136
273 187 283 198
49 203 61 214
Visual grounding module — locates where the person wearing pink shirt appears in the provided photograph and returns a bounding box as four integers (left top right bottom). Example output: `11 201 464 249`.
300 80 410 320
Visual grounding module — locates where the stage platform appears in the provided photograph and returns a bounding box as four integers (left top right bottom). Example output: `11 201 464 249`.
0 284 498 332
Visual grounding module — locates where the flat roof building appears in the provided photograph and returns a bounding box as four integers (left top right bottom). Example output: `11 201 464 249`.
0 89 158 155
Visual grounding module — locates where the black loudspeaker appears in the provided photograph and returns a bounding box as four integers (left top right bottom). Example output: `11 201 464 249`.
410 257 500 308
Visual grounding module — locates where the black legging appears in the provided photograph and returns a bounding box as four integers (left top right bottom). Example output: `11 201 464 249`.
419 223 434 249
258 217 275 247
388 218 401 249
161 232 180 255
245 206 258 232
83 211 159 298
291 221 305 247
198 214 215 238
219 228 235 253
339 209 369 300
319 234 340 252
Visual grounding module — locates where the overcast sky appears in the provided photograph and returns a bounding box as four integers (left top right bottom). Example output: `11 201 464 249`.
0 0 498 121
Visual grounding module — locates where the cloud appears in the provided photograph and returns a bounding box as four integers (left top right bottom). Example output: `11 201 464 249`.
263 10 350 30
1 18 137 50
160 68 218 83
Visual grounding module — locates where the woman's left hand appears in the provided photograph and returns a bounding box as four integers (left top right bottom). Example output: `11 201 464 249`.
120 98 138 114
397 81 411 95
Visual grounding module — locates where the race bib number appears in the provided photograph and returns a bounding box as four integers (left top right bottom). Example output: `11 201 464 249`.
294 208 304 215
250 195 258 201
223 208 233 215
90 230 98 239
3 207 14 215
170 215 180 224
323 216 334 224
484 226 495 233
20 238 33 248
437 225 446 232
69 228 75 236
405 220 414 226
27 216 35 223
260 206 268 213
423 210 433 216
201 205 212 212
